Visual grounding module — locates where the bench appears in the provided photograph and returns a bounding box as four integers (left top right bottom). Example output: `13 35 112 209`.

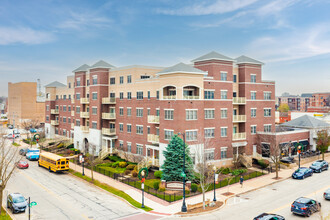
187 199 211 210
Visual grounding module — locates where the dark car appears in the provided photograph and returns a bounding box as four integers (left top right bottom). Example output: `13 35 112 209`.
291 197 321 217
253 213 285 220
309 160 328 173
16 160 29 169
324 188 330 200
19 148 28 156
7 193 28 214
292 167 313 179
8 124 14 129
280 157 294 164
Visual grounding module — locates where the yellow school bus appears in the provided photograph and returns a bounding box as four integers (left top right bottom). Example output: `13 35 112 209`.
38 152 69 172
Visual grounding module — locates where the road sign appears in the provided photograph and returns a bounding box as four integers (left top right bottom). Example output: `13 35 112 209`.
29 201 37 207
180 172 186 178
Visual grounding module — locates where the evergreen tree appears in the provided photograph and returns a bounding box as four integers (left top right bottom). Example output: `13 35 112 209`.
161 134 194 181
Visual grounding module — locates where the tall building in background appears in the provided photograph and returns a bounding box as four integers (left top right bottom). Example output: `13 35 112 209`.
45 51 275 167
308 92 330 112
277 93 312 112
7 82 45 128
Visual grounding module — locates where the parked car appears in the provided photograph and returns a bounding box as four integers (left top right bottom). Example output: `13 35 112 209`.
309 160 329 173
253 213 285 220
19 148 28 156
3 133 20 139
324 189 330 200
7 124 13 129
7 193 28 214
26 148 40 160
16 160 29 169
291 197 321 217
292 167 313 179
280 156 294 164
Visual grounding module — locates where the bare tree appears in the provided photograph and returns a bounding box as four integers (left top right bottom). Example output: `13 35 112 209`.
0 130 21 214
257 134 287 179
87 144 103 181
193 136 216 209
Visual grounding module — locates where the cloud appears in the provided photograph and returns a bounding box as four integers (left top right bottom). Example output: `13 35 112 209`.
157 0 259 16
0 27 55 45
57 12 113 31
256 0 301 16
248 23 330 62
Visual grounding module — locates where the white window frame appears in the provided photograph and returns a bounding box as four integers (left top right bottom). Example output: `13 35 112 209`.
185 129 198 141
164 129 174 140
136 108 143 117
127 124 132 133
92 107 97 115
164 109 174 120
251 91 256 100
221 90 228 99
136 125 143 135
186 109 198 120
221 127 228 137
119 123 124 132
264 91 272 100
251 125 257 134
251 108 257 118
119 107 124 116
221 147 228 159
136 144 143 155
204 109 215 119
220 71 227 81
251 74 256 83
92 92 97 100
204 128 215 138
221 108 228 119
127 107 132 116
264 108 271 117
264 124 272 132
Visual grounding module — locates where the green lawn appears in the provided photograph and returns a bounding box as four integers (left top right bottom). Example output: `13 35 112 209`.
11 142 20 147
0 207 12 220
69 169 153 212
97 166 126 174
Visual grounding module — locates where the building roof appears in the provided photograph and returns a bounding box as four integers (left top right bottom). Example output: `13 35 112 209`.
281 115 330 129
73 64 90 73
301 93 313 97
235 55 264 65
45 81 66 88
191 51 234 63
90 60 115 69
157 62 207 75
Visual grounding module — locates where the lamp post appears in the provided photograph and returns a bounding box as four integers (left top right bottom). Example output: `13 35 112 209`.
178 132 187 213
141 170 145 208
81 155 85 176
213 165 217 202
298 145 301 168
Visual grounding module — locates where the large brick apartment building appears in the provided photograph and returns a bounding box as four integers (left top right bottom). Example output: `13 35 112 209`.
45 51 275 167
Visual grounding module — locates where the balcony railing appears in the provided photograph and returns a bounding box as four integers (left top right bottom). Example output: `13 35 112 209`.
71 99 75 104
147 134 159 144
80 98 89 104
233 115 246 123
148 115 160 124
233 97 246 105
71 123 74 129
51 120 59 126
232 132 246 141
80 112 89 118
51 109 59 114
102 128 116 136
163 95 176 100
102 97 116 104
80 126 89 132
71 111 75 116
102 113 116 120
183 95 199 100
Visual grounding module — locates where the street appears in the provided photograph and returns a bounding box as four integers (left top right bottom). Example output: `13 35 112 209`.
165 168 330 220
5 153 140 220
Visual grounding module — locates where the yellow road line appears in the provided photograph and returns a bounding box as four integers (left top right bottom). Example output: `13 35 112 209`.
268 184 330 213
18 169 91 220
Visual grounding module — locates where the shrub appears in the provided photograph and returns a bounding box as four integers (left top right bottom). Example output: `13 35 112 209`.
66 144 74 149
221 167 232 175
126 164 135 170
57 143 64 149
153 181 160 190
258 159 269 169
124 170 131 175
112 162 119 168
185 189 190 195
159 186 165 192
132 170 138 177
154 171 163 179
191 183 198 193
108 155 125 162
48 142 55 146
118 162 127 168
231 169 247 176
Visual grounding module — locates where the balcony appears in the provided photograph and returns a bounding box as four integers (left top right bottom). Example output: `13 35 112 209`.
147 134 159 144
81 98 89 104
71 99 75 104
183 95 199 100
102 97 116 104
102 128 116 136
51 109 59 114
232 132 246 141
80 112 89 118
71 111 75 117
163 95 176 100
80 126 89 133
148 115 160 124
51 120 59 126
71 123 74 129
233 97 246 105
233 115 246 123
102 113 116 120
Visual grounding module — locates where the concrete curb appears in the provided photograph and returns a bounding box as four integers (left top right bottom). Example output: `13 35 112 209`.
3 205 16 220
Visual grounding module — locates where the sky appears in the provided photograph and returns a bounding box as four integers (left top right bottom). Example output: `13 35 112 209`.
0 0 330 96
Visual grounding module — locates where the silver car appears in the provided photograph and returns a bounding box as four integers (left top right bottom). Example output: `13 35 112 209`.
324 189 330 200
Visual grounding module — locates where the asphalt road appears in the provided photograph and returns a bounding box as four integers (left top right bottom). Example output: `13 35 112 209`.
5 153 140 220
166 168 330 220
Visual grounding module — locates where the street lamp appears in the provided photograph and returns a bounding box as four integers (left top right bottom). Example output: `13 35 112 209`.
81 154 85 176
213 165 217 202
141 170 145 208
298 145 301 168
178 132 187 213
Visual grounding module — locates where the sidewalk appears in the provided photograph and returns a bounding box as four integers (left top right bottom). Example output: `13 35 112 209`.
70 155 330 215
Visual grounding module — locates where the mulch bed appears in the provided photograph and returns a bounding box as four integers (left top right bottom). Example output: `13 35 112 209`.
176 201 223 215
222 192 235 196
